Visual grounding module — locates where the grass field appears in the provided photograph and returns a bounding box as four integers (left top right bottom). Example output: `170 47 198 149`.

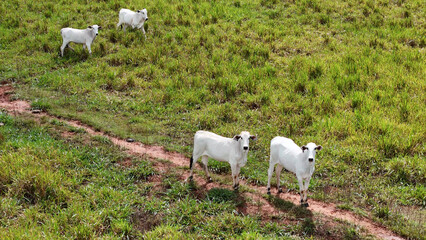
1 0 425 239
0 113 377 239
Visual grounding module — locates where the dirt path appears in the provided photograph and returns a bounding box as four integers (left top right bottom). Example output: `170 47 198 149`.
0 84 405 240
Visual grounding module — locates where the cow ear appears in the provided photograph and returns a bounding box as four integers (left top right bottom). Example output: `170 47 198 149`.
98 26 102 29
88 25 92 29
315 145 322 151
250 135 257 141
233 135 241 141
301 146 308 152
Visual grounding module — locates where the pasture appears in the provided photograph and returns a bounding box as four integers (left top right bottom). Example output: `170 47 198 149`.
1 0 425 239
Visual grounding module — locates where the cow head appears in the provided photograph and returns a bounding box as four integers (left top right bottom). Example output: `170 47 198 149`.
137 8 149 21
233 131 257 152
88 25 101 35
301 143 322 163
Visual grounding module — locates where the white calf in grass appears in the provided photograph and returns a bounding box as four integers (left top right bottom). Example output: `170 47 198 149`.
60 25 101 57
189 131 257 190
117 8 149 38
267 136 322 207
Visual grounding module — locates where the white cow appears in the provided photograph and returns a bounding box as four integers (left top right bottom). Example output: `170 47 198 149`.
189 131 257 190
60 25 101 57
267 137 322 207
117 8 149 38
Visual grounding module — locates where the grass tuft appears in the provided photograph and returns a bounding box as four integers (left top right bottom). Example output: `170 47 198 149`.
206 188 237 203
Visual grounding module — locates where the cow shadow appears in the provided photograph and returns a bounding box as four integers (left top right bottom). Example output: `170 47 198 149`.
56 48 90 64
187 180 247 212
188 179 317 235
266 194 316 235
266 194 313 218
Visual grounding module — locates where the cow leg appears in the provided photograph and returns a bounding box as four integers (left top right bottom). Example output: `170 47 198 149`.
86 43 92 55
116 22 121 29
141 25 146 39
297 176 306 206
230 164 238 190
60 40 69 57
275 164 283 193
303 177 311 206
201 156 212 182
234 165 241 190
188 153 200 180
267 163 275 195
67 43 74 51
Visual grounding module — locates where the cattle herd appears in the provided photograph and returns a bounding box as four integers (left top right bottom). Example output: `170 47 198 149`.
60 8 148 56
189 131 322 207
59 8 322 207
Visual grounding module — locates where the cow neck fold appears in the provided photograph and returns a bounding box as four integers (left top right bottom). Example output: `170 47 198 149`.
86 29 97 43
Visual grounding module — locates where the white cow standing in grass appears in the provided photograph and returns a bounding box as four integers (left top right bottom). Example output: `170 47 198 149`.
267 137 322 207
188 131 257 190
117 8 149 38
60 25 101 57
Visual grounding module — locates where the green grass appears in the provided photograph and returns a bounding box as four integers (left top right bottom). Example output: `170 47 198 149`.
1 0 425 239
0 113 140 238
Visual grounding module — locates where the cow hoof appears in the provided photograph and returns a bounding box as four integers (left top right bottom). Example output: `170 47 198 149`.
188 176 193 181
207 177 213 183
301 202 309 208
267 188 271 195
233 185 239 191
278 188 283 193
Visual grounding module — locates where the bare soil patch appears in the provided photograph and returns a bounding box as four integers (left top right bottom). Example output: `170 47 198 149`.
131 210 162 234
0 85 30 113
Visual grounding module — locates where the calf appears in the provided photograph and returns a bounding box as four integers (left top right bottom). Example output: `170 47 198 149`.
189 131 257 190
267 137 322 207
60 25 101 57
117 8 149 38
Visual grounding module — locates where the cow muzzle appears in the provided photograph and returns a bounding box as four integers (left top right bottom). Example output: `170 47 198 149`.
308 158 314 162
243 146 248 150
